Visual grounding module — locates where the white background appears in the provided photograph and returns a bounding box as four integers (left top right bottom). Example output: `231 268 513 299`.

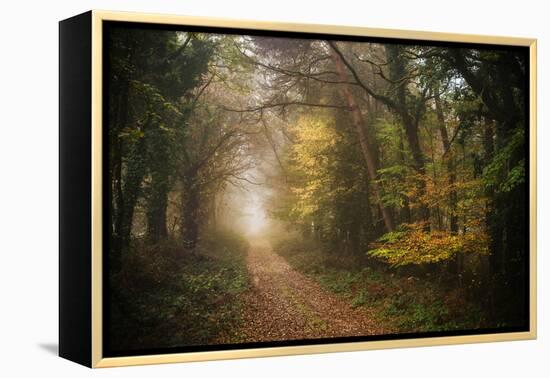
0 0 547 376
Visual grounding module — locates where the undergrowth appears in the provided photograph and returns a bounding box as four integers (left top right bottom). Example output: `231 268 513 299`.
273 237 488 334
108 229 249 352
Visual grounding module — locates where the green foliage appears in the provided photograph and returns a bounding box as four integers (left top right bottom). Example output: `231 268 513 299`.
377 165 410 208
274 236 488 333
483 128 526 193
106 28 529 344
380 294 449 331
109 229 249 351
319 271 359 295
351 290 368 308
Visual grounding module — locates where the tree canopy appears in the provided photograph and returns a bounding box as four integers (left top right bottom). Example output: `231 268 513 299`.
106 26 529 348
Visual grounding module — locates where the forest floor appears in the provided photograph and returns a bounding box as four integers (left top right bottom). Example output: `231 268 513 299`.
226 239 388 343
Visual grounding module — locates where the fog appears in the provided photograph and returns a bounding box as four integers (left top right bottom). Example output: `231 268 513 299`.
214 124 287 239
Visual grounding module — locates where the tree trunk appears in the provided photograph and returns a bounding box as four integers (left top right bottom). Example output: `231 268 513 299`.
385 45 430 226
146 176 169 244
434 89 458 234
120 132 148 252
434 88 461 284
110 78 130 272
180 173 201 252
397 129 412 224
329 46 395 233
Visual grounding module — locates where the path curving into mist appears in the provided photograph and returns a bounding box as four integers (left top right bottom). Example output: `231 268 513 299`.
233 239 388 343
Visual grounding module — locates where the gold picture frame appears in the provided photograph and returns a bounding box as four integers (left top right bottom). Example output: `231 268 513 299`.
59 9 537 368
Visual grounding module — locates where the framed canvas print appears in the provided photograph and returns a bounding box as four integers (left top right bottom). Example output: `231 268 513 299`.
59 10 537 368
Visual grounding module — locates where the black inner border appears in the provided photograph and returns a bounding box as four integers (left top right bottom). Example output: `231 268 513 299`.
102 20 531 358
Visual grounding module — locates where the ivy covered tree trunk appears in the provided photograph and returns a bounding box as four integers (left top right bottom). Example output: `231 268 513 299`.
120 118 150 252
434 89 458 234
146 173 169 244
434 88 462 284
145 127 172 244
385 45 430 226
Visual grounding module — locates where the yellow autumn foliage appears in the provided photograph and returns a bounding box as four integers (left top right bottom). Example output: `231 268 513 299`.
288 114 342 219
368 222 490 267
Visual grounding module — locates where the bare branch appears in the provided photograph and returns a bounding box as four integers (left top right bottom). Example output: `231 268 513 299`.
169 34 193 60
327 41 398 109
220 101 349 113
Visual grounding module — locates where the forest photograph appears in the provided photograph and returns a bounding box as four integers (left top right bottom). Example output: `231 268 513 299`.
105 23 530 355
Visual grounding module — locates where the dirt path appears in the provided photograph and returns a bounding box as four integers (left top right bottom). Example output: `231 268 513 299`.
231 239 387 343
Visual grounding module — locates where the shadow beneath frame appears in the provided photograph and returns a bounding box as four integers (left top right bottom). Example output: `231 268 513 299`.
38 343 58 356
